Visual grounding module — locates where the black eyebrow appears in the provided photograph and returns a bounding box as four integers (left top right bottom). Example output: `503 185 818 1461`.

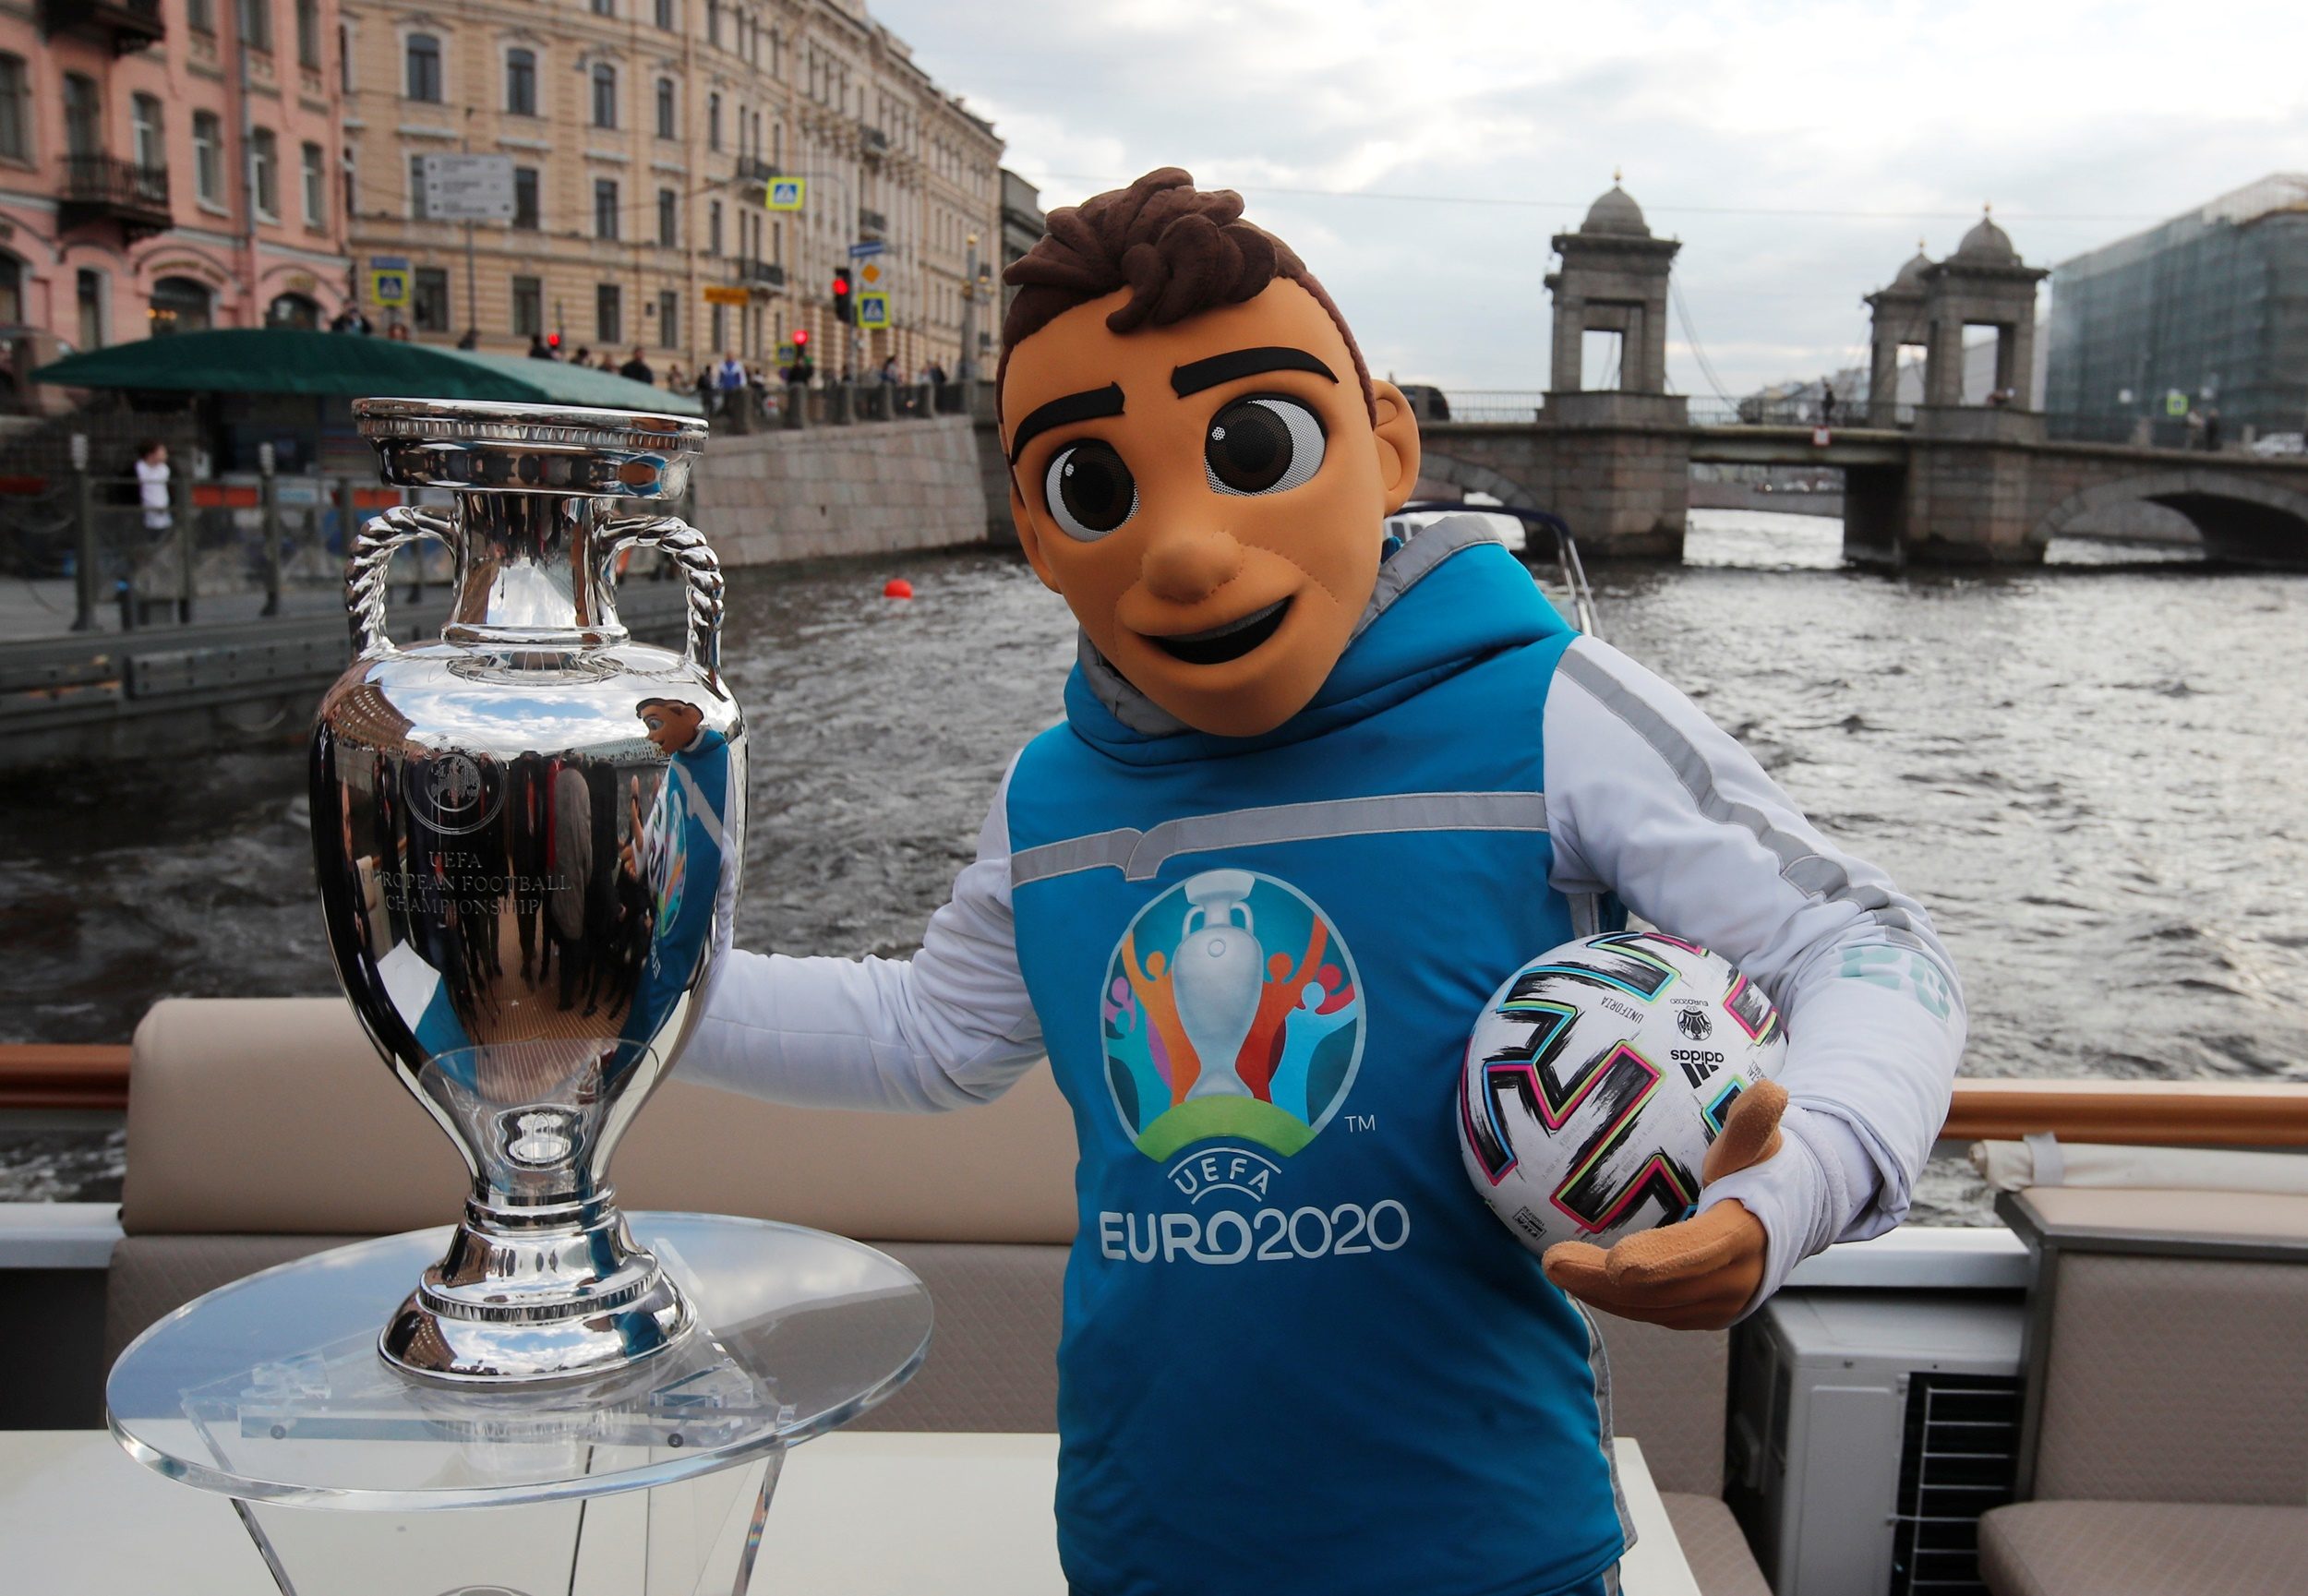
1007 382 1125 463
1170 346 1338 398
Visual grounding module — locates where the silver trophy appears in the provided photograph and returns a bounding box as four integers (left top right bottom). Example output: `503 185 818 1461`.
309 399 742 1384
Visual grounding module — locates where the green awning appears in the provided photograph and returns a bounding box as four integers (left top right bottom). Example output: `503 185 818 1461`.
31 329 703 416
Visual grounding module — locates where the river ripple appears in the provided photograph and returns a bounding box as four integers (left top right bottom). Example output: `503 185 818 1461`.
4 511 2302 1218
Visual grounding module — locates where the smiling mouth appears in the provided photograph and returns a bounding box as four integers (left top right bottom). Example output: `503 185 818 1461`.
1147 597 1294 666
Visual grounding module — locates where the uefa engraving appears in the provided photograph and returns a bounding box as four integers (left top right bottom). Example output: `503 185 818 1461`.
309 398 744 1384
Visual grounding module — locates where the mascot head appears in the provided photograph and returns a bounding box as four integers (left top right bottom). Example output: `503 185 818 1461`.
999 169 1422 738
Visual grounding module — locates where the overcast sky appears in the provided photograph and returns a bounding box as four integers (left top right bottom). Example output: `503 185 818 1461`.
872 0 2308 398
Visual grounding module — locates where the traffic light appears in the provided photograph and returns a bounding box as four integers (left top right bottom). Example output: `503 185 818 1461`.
546 332 560 350
792 329 809 349
832 268 853 324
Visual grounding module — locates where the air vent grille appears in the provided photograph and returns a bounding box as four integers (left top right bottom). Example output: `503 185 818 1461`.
1889 1372 2023 1594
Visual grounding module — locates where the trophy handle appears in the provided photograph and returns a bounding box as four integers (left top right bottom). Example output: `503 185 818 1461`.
598 513 727 674
344 504 459 658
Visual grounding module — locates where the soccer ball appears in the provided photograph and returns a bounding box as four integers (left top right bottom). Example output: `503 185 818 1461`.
1457 931 1786 1254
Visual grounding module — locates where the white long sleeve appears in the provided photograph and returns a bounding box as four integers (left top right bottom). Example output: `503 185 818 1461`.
1542 636 1966 1300
680 763 1043 1111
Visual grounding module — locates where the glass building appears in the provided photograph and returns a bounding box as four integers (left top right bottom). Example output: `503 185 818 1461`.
2046 174 2308 440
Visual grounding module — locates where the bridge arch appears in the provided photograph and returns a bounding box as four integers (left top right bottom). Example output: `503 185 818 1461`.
1414 447 1546 513
2038 468 2308 564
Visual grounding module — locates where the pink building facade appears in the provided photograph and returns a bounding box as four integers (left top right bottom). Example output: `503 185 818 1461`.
0 0 352 408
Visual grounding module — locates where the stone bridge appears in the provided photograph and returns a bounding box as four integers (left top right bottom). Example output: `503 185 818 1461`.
1417 181 2308 565
1420 407 2308 565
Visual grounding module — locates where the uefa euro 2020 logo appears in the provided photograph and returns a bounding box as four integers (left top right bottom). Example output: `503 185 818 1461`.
1100 869 1366 1163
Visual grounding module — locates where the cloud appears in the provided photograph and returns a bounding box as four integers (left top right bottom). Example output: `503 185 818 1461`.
874 0 2308 394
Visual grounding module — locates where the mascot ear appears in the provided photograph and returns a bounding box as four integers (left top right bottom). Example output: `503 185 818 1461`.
1368 380 1423 516
1008 473 1063 594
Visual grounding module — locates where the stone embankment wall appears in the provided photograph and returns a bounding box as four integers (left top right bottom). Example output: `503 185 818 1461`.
691 416 1004 564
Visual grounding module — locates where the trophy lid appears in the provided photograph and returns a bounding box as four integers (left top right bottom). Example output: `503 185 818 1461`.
354 398 708 499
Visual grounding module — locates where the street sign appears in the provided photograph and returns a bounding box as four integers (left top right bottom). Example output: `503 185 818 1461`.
420 154 516 222
766 176 805 210
847 240 887 259
856 291 891 330
776 341 797 366
703 285 750 306
859 261 884 286
2165 390 2190 416
370 258 410 306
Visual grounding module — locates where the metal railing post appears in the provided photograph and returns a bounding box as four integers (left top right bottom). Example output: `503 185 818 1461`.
258 442 282 618
69 434 98 632
173 469 194 624
784 383 807 430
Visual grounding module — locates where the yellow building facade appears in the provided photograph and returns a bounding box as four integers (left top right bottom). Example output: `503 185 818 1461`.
341 0 1003 381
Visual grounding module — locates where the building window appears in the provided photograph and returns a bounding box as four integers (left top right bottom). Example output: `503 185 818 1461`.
413 267 450 332
658 289 678 348
193 113 222 205
301 141 324 225
657 187 677 247
708 198 722 256
342 148 356 216
506 49 535 115
77 269 106 351
707 93 721 151
410 153 429 220
131 95 164 174
706 0 718 48
339 19 353 90
296 0 320 68
150 276 213 335
406 34 442 102
711 302 726 352
512 165 539 230
591 0 613 14
655 0 675 30
596 283 621 345
655 78 676 139
63 74 98 160
187 0 213 32
0 56 28 165
239 0 272 54
512 275 542 338
594 177 619 239
591 63 617 128
249 128 279 220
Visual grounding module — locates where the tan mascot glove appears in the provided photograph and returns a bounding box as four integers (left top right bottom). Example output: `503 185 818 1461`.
1543 1081 1857 1330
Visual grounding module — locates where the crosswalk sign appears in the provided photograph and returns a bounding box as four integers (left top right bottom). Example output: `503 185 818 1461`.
766 176 805 211
371 268 409 306
856 291 891 330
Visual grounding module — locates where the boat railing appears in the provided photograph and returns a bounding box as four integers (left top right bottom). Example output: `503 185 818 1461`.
5 1041 2306 1147
1394 499 1601 639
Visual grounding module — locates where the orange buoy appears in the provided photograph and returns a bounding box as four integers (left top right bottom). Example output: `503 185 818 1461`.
884 578 915 600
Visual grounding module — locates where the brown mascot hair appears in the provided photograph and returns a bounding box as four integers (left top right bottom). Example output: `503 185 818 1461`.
999 168 1375 420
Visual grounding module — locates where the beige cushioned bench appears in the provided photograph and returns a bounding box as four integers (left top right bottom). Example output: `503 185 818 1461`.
114 996 1769 1594
1979 1188 2308 1596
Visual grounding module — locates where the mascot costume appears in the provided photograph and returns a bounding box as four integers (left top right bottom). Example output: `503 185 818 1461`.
689 169 1965 1596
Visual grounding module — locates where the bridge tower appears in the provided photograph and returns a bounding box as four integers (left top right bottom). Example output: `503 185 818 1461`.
1864 245 1932 420
1534 180 1690 557
1919 210 2050 409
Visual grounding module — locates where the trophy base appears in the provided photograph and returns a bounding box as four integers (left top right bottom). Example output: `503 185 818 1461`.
380 1205 694 1384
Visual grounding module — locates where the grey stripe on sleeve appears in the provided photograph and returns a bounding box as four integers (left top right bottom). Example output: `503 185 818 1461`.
1557 643 1938 946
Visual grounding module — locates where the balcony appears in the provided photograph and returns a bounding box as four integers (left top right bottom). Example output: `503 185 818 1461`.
858 207 887 241
734 155 777 185
58 155 173 241
41 0 164 54
738 258 786 292
859 125 890 160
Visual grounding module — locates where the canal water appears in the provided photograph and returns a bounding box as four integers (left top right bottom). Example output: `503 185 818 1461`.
5 511 2303 1221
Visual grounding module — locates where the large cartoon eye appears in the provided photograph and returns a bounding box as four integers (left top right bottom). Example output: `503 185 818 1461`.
1043 439 1138 541
1204 396 1327 497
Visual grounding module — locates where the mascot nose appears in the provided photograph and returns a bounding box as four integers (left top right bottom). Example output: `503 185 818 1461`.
1141 525 1244 605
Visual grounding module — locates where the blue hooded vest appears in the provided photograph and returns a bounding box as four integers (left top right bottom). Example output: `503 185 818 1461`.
1004 525 1629 1596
